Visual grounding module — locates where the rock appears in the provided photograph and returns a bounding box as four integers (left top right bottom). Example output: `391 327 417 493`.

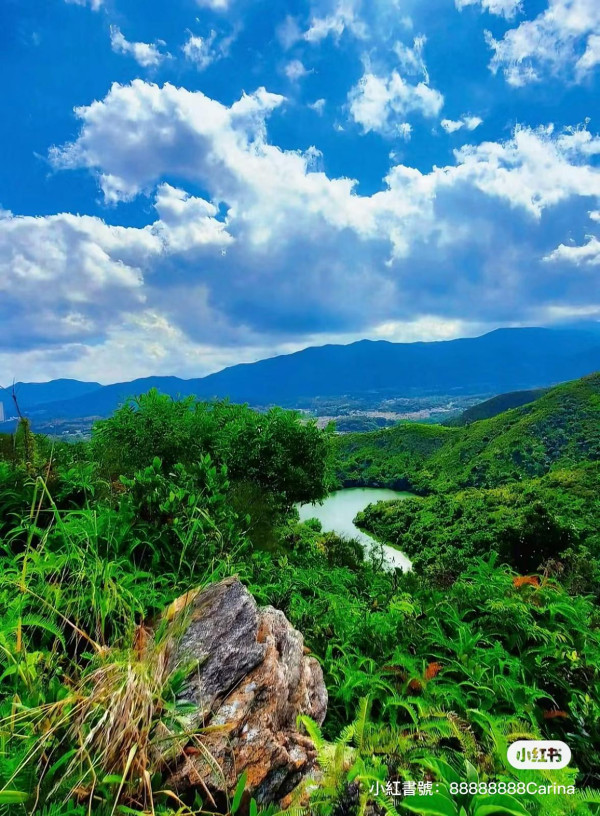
165 576 328 805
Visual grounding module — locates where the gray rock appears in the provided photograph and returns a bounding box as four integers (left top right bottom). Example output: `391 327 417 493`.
165 576 328 806
172 576 267 715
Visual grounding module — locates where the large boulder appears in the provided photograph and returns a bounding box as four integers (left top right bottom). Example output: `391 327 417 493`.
165 576 327 805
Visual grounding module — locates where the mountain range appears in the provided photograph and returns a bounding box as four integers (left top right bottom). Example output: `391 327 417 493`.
2 325 600 428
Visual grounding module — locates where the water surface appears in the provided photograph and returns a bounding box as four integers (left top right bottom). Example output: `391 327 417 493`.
298 488 413 571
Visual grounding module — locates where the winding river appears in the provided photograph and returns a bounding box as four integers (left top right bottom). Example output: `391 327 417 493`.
297 487 413 571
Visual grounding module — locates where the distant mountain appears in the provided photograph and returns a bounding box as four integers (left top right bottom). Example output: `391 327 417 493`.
0 379 101 418
192 327 600 402
5 326 600 427
448 387 549 426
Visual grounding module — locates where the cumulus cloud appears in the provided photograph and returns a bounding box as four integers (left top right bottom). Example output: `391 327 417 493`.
447 124 600 218
0 182 234 357
441 115 483 133
0 212 155 351
110 26 168 68
545 236 600 265
348 69 444 135
455 0 522 19
152 183 233 252
0 81 594 381
47 83 600 265
486 0 600 85
348 34 444 137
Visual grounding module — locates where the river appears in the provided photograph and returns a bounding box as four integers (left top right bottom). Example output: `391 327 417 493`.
297 487 413 571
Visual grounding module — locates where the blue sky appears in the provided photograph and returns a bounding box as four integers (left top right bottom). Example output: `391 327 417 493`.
1 0 599 383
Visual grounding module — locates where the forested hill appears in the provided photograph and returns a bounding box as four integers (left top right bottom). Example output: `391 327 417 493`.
332 422 455 491
335 371 600 492
447 387 548 425
353 370 600 620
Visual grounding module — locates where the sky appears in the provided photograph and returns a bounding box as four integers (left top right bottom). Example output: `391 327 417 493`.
1 0 600 384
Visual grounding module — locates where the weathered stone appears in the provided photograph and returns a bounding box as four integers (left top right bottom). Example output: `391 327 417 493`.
166 576 328 806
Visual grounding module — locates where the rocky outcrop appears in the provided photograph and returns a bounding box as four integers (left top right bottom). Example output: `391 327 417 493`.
165 576 327 805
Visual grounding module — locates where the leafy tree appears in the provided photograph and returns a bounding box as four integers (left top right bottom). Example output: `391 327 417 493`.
92 390 330 507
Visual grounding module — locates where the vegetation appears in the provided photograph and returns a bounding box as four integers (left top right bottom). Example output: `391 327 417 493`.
0 377 599 815
332 423 454 491
446 389 548 427
357 464 600 591
337 373 600 492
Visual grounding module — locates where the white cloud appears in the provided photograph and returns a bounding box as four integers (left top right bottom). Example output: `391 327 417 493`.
50 83 600 243
348 69 444 135
393 36 429 79
447 124 600 218
0 212 156 350
486 0 600 85
441 115 483 133
284 59 312 81
0 81 593 380
305 1 368 43
277 16 303 49
110 26 168 68
455 0 522 19
309 98 326 114
65 0 103 10
577 33 600 75
182 31 218 70
545 236 600 265
196 0 231 10
152 183 233 252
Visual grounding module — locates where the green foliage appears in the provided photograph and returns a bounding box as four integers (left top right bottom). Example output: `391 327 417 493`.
426 372 600 492
447 388 548 427
356 464 600 584
333 423 454 491
92 389 330 507
0 384 599 815
335 373 600 492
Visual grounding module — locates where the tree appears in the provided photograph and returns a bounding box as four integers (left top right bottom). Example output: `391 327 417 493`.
91 390 330 508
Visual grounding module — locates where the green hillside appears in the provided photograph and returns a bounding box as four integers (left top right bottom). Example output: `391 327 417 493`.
358 462 600 588
345 372 600 602
333 422 455 490
448 387 548 426
426 372 600 491
2 384 600 812
336 372 600 493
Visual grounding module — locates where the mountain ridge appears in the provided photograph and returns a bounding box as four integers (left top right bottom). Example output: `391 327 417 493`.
2 326 600 426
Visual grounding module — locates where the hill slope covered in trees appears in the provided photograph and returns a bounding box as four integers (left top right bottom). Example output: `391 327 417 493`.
336 372 600 493
448 387 548 426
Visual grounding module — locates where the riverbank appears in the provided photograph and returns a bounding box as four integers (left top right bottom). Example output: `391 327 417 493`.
298 487 413 571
